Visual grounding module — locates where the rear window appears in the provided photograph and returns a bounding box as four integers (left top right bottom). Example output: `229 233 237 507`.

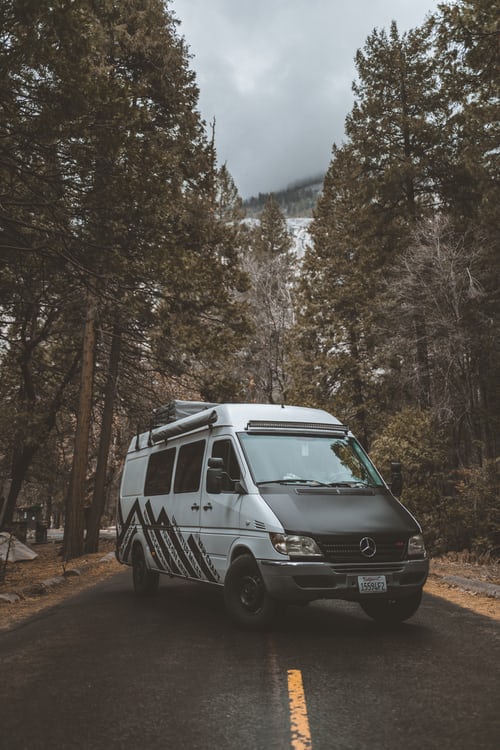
144 448 176 496
174 440 206 493
122 455 147 497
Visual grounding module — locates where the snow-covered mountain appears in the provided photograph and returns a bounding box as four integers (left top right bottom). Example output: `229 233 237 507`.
243 175 323 219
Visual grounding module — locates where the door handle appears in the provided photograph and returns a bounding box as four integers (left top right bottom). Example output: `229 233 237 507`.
191 503 200 511
203 502 213 511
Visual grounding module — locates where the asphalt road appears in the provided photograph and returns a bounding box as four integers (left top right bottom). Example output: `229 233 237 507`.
1 570 499 750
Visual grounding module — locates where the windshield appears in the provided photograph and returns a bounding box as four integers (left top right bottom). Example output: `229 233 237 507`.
238 433 384 487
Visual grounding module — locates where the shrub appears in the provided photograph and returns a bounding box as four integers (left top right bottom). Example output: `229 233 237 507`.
370 408 448 552
454 458 500 555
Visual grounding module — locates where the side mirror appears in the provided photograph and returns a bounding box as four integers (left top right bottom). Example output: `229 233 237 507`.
207 457 224 494
390 461 403 497
206 457 248 495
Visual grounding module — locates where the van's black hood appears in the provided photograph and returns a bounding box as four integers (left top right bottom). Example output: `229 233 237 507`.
259 485 419 536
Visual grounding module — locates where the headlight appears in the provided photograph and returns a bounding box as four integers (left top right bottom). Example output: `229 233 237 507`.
408 533 426 558
270 533 322 557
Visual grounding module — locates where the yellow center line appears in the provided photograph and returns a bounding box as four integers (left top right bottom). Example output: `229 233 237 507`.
287 669 313 750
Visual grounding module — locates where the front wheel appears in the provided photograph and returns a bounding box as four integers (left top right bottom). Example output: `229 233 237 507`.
224 554 279 629
132 545 159 596
359 591 422 624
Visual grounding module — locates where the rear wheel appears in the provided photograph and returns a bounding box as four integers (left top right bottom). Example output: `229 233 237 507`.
359 591 422 624
224 554 279 629
132 545 159 596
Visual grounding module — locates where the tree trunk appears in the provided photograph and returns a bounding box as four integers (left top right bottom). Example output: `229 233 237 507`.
349 327 369 449
63 292 98 560
413 312 432 409
0 352 80 531
85 324 122 553
0 444 38 531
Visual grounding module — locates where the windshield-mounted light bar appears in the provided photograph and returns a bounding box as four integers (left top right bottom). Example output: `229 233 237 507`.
245 420 348 435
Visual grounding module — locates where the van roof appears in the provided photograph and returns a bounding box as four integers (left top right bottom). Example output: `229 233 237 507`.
210 403 342 430
130 403 345 452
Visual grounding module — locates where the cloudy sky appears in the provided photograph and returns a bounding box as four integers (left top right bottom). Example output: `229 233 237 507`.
172 0 442 199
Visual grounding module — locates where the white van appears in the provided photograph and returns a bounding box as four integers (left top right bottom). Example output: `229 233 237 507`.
116 401 428 628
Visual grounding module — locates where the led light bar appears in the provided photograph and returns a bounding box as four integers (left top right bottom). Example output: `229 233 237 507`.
245 420 348 435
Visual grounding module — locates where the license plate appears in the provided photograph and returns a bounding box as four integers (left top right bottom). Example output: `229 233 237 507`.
358 575 387 593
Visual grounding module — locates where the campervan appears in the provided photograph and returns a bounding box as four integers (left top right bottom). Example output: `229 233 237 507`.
116 402 428 628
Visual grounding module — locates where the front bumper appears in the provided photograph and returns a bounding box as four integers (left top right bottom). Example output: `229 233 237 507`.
258 557 429 604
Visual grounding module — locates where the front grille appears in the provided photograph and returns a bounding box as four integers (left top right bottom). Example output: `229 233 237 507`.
317 535 407 563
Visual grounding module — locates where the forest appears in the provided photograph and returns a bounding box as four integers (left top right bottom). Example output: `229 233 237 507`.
243 175 324 218
0 0 498 560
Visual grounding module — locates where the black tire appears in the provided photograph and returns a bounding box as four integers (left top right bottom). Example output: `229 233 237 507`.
359 591 422 624
132 544 159 596
224 554 279 629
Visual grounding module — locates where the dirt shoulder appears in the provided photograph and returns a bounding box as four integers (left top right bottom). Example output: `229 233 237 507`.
426 554 500 621
0 538 123 632
1 542 499 632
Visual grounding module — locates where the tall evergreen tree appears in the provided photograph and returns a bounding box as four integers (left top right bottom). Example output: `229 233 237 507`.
0 1 250 555
346 21 457 411
241 197 295 403
291 21 459 442
292 3 499 476
432 0 500 460
347 21 447 220
289 145 382 445
433 0 499 224
150 162 250 404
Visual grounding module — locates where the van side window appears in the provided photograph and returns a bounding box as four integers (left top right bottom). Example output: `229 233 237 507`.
174 440 206 493
144 448 176 496
211 439 241 492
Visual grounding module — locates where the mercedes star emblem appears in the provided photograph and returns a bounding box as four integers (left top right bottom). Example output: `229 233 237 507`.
360 536 376 558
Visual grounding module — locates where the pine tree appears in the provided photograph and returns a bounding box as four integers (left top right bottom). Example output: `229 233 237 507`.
432 0 500 459
347 21 451 220
0 1 250 554
289 145 383 445
240 197 295 403
252 195 294 259
433 0 499 221
291 21 456 442
149 161 251 405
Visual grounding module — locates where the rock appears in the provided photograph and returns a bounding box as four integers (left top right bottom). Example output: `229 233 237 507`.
99 552 116 563
63 568 81 578
441 575 500 599
41 576 65 589
0 593 21 604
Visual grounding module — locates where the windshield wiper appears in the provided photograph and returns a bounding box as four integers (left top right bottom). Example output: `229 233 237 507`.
327 481 362 487
257 478 379 490
327 481 378 488
257 478 332 487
